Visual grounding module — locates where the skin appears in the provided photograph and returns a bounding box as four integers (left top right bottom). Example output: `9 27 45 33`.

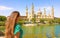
14 16 20 38
14 32 20 38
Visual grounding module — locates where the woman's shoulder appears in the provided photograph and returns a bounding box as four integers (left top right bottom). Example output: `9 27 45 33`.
14 23 21 35
15 23 21 28
14 23 21 31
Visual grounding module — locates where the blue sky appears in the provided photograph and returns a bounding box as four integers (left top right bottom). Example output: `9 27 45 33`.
0 0 60 18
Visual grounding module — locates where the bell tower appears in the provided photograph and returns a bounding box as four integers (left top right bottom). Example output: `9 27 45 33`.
26 5 28 18
51 6 54 19
44 8 46 18
31 3 34 18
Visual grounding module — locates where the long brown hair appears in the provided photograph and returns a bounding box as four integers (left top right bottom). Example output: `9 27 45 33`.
5 11 20 38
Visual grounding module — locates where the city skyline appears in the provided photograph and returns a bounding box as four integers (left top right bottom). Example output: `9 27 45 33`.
0 0 60 18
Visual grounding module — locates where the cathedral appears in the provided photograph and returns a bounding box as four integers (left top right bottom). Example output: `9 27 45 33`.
26 3 54 22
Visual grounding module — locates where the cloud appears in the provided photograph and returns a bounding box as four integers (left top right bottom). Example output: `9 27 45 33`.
0 6 13 10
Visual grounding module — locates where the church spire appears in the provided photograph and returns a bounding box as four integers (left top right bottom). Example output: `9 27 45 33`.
48 12 51 18
38 8 41 12
51 6 54 19
26 5 28 11
44 8 46 18
37 8 42 17
31 3 34 13
26 5 28 18
44 8 46 14
31 3 34 17
32 3 34 9
38 8 42 14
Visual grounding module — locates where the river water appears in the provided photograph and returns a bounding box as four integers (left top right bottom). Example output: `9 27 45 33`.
22 24 60 38
0 24 60 38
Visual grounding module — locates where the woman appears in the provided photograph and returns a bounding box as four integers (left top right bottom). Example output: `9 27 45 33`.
5 11 22 38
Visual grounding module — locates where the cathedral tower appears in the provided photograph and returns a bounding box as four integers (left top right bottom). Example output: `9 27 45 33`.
31 3 34 18
44 8 46 18
51 6 54 19
26 5 28 18
48 12 51 18
37 8 42 18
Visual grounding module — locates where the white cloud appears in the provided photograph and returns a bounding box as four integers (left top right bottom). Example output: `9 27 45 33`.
0 6 13 10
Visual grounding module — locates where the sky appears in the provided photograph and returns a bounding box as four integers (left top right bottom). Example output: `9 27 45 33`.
0 0 60 18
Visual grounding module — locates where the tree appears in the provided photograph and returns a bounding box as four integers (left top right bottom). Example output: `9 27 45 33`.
55 18 60 24
31 14 36 23
0 16 6 26
0 21 5 26
31 18 36 23
18 19 25 25
0 16 6 21
40 19 45 23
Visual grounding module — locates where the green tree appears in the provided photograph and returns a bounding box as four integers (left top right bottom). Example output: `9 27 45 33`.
40 18 55 24
0 21 5 26
31 14 36 23
55 18 60 24
47 19 54 24
0 16 6 21
18 19 25 25
40 19 44 23
31 18 36 23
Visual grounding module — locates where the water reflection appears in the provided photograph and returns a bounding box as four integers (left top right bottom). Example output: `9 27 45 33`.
22 24 60 38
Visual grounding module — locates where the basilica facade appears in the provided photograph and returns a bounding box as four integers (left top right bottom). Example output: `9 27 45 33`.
26 3 54 22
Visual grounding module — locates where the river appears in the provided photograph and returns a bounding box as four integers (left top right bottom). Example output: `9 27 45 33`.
22 24 60 38
0 24 60 38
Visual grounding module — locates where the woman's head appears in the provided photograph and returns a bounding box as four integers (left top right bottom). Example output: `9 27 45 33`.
5 11 20 38
11 11 20 22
